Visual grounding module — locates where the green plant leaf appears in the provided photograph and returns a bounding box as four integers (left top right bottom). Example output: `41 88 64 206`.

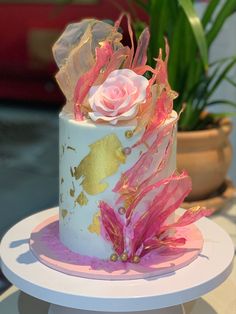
202 0 220 29
148 0 169 67
168 9 186 93
207 57 236 99
206 0 236 46
132 0 149 12
132 20 147 42
178 102 202 131
178 0 208 70
207 99 236 108
226 76 236 88
209 55 236 67
192 63 224 109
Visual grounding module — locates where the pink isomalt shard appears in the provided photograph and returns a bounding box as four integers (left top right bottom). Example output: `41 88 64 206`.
74 42 113 120
98 201 125 256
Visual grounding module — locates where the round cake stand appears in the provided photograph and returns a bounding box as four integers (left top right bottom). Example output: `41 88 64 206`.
0 208 234 314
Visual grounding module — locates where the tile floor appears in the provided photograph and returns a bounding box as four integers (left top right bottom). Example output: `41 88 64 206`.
0 103 60 292
0 103 59 238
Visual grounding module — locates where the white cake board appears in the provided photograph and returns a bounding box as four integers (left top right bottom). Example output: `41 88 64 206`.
48 304 185 314
0 207 234 314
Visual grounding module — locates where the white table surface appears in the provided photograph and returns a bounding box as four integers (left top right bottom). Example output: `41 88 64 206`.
0 202 236 314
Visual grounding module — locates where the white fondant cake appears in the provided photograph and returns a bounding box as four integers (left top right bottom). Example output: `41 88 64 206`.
53 16 211 265
59 110 177 259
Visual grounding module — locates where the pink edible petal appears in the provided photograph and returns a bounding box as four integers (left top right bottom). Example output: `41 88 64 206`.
132 27 150 68
113 121 175 206
102 46 131 81
115 13 134 68
74 41 113 120
160 207 213 233
98 201 124 255
127 172 191 255
140 237 186 257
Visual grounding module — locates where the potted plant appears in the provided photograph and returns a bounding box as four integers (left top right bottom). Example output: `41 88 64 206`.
129 0 236 206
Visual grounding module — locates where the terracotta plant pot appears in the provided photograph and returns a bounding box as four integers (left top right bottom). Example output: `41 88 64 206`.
177 118 233 201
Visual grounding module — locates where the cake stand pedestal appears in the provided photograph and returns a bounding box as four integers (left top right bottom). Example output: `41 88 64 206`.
0 208 234 314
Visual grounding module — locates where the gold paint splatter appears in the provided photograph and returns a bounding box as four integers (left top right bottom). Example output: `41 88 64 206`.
125 130 133 139
88 211 101 236
61 209 68 219
67 146 76 151
70 182 75 197
73 134 126 195
59 193 63 203
70 166 74 177
75 191 88 206
61 177 64 184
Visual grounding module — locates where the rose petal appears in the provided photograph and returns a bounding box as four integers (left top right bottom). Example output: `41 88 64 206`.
88 103 139 124
88 69 149 124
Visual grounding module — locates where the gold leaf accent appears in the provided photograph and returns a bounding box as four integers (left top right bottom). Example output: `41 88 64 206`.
73 134 126 195
75 191 88 206
67 146 76 151
88 211 101 236
70 166 74 177
61 209 68 219
62 145 65 154
70 182 75 197
59 193 63 203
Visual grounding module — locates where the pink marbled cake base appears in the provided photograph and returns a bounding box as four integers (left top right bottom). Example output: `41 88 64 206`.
30 215 203 280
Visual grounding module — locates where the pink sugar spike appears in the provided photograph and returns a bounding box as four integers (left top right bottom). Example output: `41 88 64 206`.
125 157 185 222
175 207 213 226
140 237 186 257
102 46 131 80
132 27 150 68
115 13 134 68
141 174 192 238
74 41 113 119
160 207 213 233
113 122 175 208
126 172 191 255
99 201 124 255
133 65 158 76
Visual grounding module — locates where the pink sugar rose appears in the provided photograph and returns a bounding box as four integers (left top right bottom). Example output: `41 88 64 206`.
88 69 149 124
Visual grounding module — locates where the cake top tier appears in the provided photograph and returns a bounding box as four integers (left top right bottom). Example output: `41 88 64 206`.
52 14 177 133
